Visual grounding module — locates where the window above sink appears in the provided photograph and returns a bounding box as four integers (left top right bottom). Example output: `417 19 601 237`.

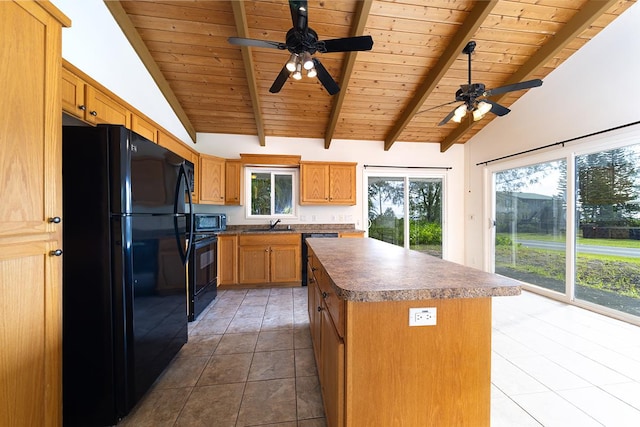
245 166 298 220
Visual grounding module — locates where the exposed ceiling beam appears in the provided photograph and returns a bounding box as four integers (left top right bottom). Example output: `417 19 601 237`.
439 0 619 153
382 0 498 151
104 1 197 143
324 0 373 150
230 0 266 146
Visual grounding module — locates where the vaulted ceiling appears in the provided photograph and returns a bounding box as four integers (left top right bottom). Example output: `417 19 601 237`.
106 0 635 151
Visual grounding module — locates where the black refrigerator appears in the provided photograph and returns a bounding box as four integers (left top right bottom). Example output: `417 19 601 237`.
62 125 194 426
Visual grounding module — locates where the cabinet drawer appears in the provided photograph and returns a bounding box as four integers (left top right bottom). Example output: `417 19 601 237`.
316 264 344 339
239 233 300 246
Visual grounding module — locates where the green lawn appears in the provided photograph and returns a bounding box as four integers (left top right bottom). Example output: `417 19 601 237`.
498 232 640 249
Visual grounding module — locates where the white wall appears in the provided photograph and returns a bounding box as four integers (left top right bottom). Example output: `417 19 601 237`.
464 1 640 269
50 0 194 145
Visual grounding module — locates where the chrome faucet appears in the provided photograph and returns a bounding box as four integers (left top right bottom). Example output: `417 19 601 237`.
269 219 281 230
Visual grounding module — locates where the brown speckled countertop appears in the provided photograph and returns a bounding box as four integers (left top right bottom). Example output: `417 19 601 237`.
306 237 521 302
218 223 365 235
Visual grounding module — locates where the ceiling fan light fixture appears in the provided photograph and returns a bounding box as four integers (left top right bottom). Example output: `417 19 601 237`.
286 53 298 72
473 101 492 121
452 104 467 122
307 66 317 78
302 52 314 70
292 62 303 80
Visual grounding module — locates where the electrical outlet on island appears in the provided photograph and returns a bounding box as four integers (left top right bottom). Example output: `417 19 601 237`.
409 307 437 326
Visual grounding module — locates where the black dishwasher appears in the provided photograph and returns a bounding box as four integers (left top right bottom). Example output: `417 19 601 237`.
301 233 339 285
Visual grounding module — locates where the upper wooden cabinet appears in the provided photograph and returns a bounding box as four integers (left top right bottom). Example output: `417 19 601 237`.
61 67 130 127
131 113 157 143
199 154 225 205
225 159 243 205
84 85 130 127
1 2 69 425
300 161 357 205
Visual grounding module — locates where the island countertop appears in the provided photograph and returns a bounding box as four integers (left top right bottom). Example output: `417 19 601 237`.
306 237 521 302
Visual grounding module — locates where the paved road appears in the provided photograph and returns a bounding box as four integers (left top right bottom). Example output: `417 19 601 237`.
516 239 640 258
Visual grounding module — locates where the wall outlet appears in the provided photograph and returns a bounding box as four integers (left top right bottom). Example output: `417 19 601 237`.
409 307 437 326
311 215 317 222
300 215 306 221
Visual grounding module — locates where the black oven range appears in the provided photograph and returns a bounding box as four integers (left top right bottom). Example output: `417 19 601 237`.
188 213 226 321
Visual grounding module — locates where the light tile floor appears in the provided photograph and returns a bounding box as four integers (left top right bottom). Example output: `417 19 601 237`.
120 288 640 426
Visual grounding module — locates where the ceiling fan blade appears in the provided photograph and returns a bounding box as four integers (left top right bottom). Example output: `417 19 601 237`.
483 79 542 97
438 105 461 126
228 37 286 50
289 0 308 33
312 58 340 95
319 36 374 53
483 99 511 116
416 100 458 115
269 65 291 94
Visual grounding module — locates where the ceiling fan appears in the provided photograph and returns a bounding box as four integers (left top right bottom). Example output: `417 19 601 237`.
227 0 373 95
430 41 543 126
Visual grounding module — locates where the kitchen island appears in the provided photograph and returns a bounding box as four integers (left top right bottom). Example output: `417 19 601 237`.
305 237 521 427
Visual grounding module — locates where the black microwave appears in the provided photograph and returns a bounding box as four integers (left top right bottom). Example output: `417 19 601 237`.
192 213 227 232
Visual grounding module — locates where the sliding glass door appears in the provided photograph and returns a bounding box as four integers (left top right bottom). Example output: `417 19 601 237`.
575 146 640 316
494 160 567 294
368 174 443 258
493 143 640 319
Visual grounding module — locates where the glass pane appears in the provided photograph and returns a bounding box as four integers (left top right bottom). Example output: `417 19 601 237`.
409 178 442 258
576 146 640 316
251 172 271 215
274 174 293 215
494 160 567 293
368 177 404 247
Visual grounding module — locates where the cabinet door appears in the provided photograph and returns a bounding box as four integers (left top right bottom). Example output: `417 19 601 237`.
308 278 323 368
1 2 66 425
270 244 301 283
218 235 238 285
225 160 243 205
199 155 225 204
238 245 270 284
300 163 329 204
329 164 356 205
321 309 345 427
84 85 130 127
131 113 157 142
61 68 86 119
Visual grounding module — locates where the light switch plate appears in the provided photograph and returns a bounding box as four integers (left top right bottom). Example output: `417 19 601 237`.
409 307 437 326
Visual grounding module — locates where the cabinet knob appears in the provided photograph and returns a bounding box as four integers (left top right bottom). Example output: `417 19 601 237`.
311 267 317 271
48 216 61 224
50 249 63 257
90 110 98 116
317 306 323 312
309 278 315 283
322 292 328 299
78 105 86 111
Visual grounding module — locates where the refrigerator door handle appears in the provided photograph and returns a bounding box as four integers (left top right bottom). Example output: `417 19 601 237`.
174 163 194 265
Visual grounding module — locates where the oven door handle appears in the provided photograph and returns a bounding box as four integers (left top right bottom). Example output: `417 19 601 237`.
194 235 218 249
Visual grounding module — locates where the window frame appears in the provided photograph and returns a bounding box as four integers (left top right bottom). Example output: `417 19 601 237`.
244 166 298 219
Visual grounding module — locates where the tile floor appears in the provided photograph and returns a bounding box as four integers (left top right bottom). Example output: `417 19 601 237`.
120 287 640 426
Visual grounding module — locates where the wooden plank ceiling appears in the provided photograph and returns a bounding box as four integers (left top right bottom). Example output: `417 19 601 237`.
108 0 635 151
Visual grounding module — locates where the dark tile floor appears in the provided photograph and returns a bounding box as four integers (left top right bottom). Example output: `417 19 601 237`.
120 287 640 426
120 287 324 427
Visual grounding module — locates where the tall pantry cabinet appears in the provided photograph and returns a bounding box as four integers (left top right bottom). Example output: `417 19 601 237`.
0 2 69 426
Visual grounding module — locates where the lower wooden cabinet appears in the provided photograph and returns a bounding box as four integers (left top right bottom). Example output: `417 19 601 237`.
238 233 301 285
320 308 345 427
217 234 238 285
